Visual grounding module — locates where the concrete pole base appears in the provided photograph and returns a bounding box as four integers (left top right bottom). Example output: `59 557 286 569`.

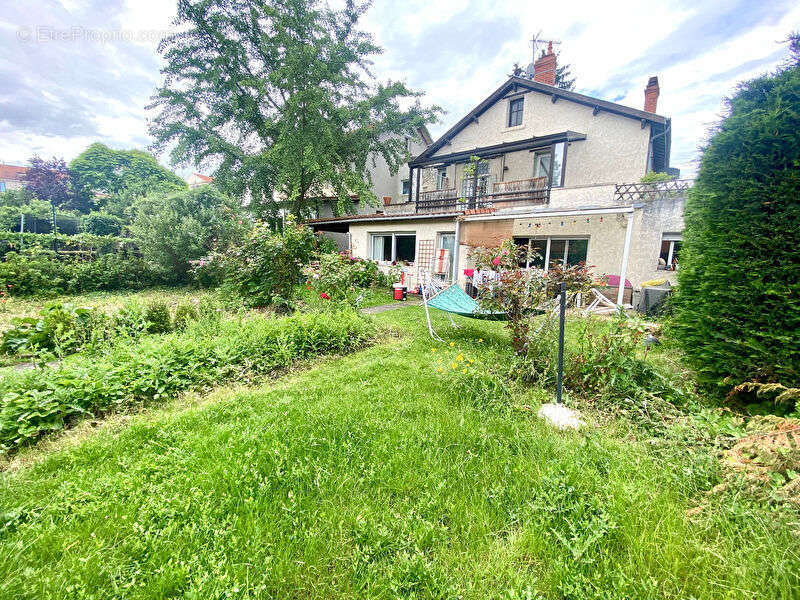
538 403 584 430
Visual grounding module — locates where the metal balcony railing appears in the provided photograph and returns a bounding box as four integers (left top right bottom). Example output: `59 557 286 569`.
416 177 550 213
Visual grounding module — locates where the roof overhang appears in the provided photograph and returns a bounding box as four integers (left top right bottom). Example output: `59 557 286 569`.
460 205 638 222
307 212 461 227
409 131 586 168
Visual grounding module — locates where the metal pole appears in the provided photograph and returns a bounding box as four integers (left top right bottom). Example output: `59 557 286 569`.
51 202 58 253
19 213 24 250
556 281 566 404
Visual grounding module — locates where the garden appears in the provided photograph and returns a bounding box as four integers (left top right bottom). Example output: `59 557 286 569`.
1 17 799 600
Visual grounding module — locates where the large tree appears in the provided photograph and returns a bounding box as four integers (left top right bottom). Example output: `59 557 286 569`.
70 143 186 215
148 0 439 217
671 34 800 398
22 156 73 209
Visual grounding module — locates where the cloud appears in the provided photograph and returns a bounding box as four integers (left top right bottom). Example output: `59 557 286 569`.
1 0 798 179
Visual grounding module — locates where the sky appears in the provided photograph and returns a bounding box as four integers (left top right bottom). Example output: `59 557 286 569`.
0 0 798 178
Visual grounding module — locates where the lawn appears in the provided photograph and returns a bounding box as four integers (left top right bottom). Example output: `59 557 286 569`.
0 306 797 599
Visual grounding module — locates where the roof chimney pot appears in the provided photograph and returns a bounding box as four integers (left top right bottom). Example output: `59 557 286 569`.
644 76 660 113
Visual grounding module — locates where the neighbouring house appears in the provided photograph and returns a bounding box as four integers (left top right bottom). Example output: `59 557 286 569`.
313 127 434 218
186 173 214 189
308 46 690 305
0 163 29 192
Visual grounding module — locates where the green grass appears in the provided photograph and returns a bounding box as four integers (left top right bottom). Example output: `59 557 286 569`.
0 308 797 599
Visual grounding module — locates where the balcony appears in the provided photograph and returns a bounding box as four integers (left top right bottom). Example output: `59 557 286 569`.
415 177 550 213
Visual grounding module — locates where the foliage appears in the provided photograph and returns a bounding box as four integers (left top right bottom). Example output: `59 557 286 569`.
0 249 172 297
639 171 676 183
173 302 199 330
670 40 800 398
469 240 594 353
304 252 396 307
223 217 317 310
130 186 247 281
0 311 374 451
144 301 172 334
69 143 186 216
0 232 130 258
22 156 75 210
0 303 106 357
148 0 440 218
81 212 125 236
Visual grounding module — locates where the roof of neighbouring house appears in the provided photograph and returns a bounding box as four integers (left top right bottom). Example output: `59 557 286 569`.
0 164 28 180
192 173 214 182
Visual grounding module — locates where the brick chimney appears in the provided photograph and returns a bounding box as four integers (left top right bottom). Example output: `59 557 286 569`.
644 76 660 113
533 41 557 86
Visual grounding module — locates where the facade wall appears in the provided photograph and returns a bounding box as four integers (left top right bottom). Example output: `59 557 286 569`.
349 218 457 290
423 89 650 194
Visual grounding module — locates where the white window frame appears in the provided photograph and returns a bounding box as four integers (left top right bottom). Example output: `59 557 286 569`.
436 168 448 190
517 236 589 272
659 232 683 270
370 231 416 264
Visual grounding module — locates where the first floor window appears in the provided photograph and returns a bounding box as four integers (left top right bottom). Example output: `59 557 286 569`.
402 179 410 195
514 237 588 270
508 97 524 127
370 232 417 263
659 234 682 270
532 142 566 187
437 168 448 190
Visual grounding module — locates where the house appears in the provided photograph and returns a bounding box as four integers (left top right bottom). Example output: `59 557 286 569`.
308 45 689 304
186 173 214 189
0 163 29 192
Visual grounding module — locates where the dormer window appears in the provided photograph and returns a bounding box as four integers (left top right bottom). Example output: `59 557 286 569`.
508 97 524 127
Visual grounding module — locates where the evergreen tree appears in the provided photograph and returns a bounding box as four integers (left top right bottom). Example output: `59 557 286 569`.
148 0 439 218
671 36 800 398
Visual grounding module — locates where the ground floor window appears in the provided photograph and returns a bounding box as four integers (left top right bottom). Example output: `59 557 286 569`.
659 233 682 270
370 232 416 264
514 237 588 270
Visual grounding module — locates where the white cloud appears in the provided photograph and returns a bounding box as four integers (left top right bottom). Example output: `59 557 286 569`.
1 0 797 179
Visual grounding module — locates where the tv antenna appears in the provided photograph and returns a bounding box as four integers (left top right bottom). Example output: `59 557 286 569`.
530 31 561 62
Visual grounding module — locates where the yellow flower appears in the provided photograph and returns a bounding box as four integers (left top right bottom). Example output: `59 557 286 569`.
437 367 444 373
449 341 455 347
431 348 437 353
456 354 464 361
462 368 468 374
468 359 474 364
478 338 483 343
451 362 458 369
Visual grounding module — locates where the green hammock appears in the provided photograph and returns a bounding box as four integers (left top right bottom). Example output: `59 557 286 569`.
425 284 505 320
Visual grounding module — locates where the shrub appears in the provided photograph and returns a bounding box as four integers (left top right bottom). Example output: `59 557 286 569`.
0 249 65 296
111 302 150 338
671 46 800 397
0 311 375 451
81 212 125 236
173 302 199 330
130 186 247 281
144 301 172 334
469 240 595 353
304 252 391 307
223 217 317 310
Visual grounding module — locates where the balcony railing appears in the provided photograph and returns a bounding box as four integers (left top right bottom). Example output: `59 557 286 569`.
416 177 550 213
614 178 693 203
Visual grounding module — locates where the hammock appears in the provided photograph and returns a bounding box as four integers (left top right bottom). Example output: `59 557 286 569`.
420 273 506 341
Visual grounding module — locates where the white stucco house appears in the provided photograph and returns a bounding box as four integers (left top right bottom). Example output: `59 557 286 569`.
308 46 689 305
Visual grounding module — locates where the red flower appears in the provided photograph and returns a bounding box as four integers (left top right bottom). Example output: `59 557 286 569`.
320 292 330 300
492 257 500 266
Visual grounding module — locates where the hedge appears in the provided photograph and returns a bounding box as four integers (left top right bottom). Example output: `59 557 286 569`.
670 55 800 398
